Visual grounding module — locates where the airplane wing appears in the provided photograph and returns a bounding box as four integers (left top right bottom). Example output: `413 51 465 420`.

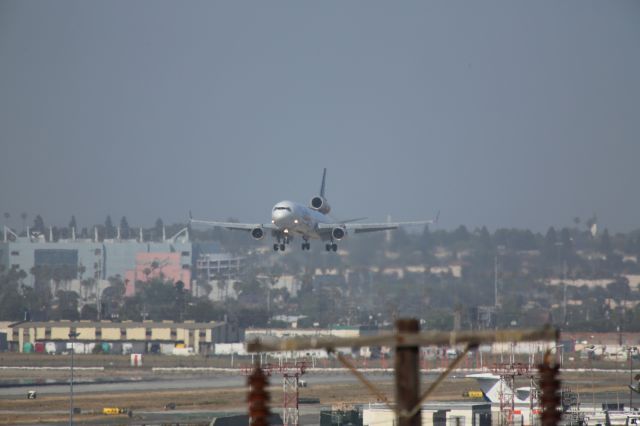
317 213 439 234
189 218 277 232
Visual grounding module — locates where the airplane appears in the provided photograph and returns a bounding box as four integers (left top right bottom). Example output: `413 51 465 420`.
467 373 534 404
189 169 438 252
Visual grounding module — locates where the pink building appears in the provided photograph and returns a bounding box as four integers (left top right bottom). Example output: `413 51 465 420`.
124 252 191 296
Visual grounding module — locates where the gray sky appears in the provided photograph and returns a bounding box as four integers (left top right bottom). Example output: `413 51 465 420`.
1 1 639 232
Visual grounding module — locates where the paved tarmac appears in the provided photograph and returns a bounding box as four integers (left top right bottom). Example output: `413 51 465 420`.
0 372 392 397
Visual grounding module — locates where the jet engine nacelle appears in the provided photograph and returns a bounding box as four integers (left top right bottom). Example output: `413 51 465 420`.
332 227 346 241
251 227 265 240
310 196 331 214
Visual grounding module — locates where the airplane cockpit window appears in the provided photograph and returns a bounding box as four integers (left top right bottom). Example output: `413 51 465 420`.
273 206 292 212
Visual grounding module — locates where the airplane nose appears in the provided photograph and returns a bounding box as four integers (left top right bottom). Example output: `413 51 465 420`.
272 210 291 226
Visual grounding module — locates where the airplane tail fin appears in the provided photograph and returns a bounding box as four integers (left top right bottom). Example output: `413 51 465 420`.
467 373 515 404
320 168 327 198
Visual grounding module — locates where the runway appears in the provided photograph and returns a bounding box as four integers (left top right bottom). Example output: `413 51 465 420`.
0 372 392 397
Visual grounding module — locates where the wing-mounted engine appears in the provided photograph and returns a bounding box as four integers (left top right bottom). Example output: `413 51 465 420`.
310 196 331 214
332 226 346 241
250 227 265 240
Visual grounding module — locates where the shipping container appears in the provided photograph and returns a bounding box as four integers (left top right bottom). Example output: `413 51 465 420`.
67 342 85 354
131 342 146 354
0 332 7 352
110 342 122 354
160 343 175 355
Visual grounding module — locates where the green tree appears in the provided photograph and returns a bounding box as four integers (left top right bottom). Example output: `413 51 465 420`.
105 215 115 239
185 299 225 322
119 216 130 239
154 218 164 241
543 227 558 261
32 214 45 235
54 290 79 320
0 267 27 320
20 212 27 234
600 229 612 255
68 215 77 234
80 304 98 320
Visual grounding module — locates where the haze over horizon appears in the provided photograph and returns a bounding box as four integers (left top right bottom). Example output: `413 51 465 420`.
1 2 639 233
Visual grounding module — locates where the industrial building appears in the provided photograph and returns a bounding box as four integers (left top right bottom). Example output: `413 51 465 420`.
0 227 243 301
2 320 239 354
363 402 492 426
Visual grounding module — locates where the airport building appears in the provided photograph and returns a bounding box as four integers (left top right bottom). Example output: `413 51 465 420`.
194 252 245 300
363 402 492 426
0 228 218 296
0 236 104 286
3 320 239 354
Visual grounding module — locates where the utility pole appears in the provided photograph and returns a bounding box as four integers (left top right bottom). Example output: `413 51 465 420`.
395 318 421 426
69 331 80 425
562 260 567 326
494 255 499 308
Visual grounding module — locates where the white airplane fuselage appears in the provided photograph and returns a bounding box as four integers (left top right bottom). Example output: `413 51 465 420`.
271 200 333 240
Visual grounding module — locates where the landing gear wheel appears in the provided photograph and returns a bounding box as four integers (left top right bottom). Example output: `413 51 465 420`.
325 244 331 252
332 243 338 252
280 243 286 251
302 242 310 250
273 244 279 251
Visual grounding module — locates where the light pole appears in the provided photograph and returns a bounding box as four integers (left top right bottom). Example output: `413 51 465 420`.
96 281 106 321
629 347 636 411
69 331 80 425
551 344 564 368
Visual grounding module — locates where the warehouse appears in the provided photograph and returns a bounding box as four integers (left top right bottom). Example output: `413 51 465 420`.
6 320 238 354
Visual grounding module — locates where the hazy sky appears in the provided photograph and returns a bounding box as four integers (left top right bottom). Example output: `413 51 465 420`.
1 1 639 232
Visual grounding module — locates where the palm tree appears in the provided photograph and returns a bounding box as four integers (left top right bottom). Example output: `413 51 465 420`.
214 273 227 300
81 278 94 301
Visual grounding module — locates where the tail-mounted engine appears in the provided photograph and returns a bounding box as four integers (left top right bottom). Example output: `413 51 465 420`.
332 227 346 241
310 196 331 214
251 227 265 240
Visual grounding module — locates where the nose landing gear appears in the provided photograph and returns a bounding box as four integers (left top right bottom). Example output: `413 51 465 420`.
274 235 290 252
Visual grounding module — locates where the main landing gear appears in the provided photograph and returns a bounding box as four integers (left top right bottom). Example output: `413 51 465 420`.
301 241 311 250
325 243 338 252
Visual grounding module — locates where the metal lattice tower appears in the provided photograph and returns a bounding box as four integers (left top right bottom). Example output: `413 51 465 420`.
243 361 307 426
282 373 300 426
491 362 535 425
